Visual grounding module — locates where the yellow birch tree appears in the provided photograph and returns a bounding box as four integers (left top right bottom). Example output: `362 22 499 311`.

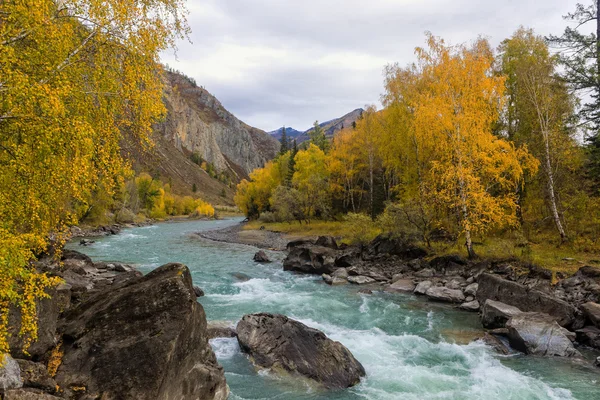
413 34 537 258
0 0 188 354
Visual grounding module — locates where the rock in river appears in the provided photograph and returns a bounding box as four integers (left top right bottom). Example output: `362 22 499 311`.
506 313 580 357
283 245 337 275
253 250 271 263
236 313 365 389
56 263 229 400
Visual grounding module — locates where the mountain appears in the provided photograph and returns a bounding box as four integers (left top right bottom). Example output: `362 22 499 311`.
123 71 280 205
268 127 305 141
269 108 364 144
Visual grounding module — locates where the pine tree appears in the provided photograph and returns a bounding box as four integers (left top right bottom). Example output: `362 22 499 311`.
280 126 289 155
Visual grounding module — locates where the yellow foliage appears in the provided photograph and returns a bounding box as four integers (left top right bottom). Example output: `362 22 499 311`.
47 341 64 377
0 0 189 354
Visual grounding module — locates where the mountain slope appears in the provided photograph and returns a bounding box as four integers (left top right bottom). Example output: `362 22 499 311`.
124 71 280 205
269 109 364 144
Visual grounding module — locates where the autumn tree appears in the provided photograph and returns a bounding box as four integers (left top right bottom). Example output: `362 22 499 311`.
0 0 188 353
413 34 536 258
500 28 578 242
292 144 331 220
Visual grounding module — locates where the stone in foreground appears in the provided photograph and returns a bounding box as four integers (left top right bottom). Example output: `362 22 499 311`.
506 313 580 357
56 263 229 399
236 313 365 389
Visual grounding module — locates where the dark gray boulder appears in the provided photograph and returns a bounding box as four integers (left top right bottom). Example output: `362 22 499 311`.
481 300 523 329
236 313 365 389
477 273 576 327
56 263 229 400
506 313 580 357
315 236 338 249
253 250 272 263
193 285 205 297
365 235 427 259
283 245 337 275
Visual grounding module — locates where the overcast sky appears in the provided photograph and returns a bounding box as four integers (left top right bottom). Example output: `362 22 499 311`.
160 0 577 132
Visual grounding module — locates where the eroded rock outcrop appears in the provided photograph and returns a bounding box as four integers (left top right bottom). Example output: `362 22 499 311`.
236 313 365 389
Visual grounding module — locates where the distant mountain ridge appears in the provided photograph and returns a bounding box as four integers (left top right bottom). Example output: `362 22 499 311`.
268 108 364 143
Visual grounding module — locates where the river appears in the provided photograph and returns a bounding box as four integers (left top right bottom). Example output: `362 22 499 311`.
67 218 600 400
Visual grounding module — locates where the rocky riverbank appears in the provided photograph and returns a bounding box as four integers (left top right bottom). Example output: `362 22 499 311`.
197 223 291 250
278 234 600 364
1 250 228 399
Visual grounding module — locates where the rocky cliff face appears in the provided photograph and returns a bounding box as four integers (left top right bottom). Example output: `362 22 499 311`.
124 71 279 204
156 72 279 178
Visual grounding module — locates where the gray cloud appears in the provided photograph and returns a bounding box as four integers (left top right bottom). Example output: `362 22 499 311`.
161 0 575 131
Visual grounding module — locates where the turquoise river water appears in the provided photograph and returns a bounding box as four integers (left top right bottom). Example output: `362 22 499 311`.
67 218 600 400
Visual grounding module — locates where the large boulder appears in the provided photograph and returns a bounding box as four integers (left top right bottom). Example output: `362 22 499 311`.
56 263 229 400
481 300 523 329
506 313 580 357
253 250 271 263
283 245 337 275
365 235 427 259
0 354 22 393
477 273 576 327
236 313 365 389
425 286 465 303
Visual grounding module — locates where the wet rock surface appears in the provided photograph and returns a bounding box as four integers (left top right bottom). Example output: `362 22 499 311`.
236 313 365 389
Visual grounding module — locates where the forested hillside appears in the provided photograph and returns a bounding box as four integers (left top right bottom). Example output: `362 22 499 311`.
236 26 600 261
